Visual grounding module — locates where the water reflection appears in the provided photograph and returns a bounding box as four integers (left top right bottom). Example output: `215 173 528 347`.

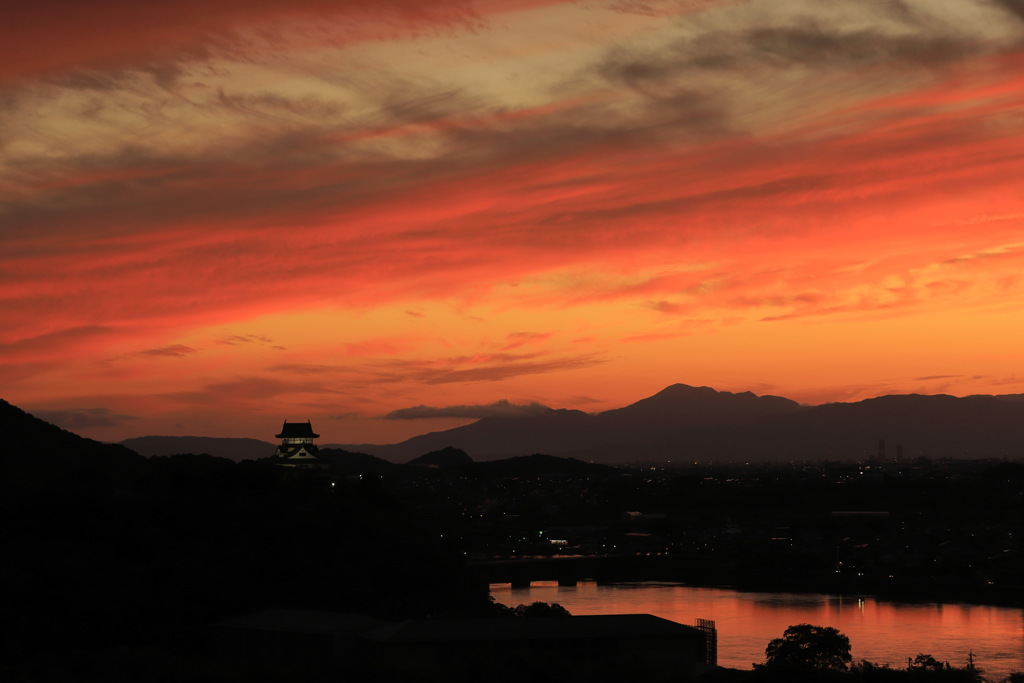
752 595 831 607
492 582 1023 681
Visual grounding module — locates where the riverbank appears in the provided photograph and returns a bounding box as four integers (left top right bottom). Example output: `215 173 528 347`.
474 554 1023 609
490 582 1024 682
724 574 1022 610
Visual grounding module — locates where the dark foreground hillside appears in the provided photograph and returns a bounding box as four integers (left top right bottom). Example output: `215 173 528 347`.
0 400 492 680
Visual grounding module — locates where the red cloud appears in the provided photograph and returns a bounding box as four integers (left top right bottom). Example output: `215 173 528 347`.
0 1 483 81
139 344 198 358
4 1 1024 440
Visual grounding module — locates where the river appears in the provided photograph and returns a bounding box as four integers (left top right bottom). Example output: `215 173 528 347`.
491 581 1023 681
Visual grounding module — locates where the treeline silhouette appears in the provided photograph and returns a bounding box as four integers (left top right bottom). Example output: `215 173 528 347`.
740 623 998 683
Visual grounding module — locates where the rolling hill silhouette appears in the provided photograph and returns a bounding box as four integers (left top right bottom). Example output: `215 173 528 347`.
0 398 142 483
120 435 276 462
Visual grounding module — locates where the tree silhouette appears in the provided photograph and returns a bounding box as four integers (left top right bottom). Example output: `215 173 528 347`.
910 654 945 671
513 601 571 617
762 623 852 671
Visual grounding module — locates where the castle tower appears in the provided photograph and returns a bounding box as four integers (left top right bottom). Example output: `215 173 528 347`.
273 420 322 468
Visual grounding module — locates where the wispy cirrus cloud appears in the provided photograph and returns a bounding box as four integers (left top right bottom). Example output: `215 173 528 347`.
4 9 1023 343
0 325 114 353
500 332 553 351
218 334 274 345
161 375 347 406
4 0 1024 441
344 338 418 356
139 344 198 358
384 399 554 420
32 406 138 430
0 0 483 80
327 411 362 420
619 318 718 343
366 352 608 385
270 351 608 386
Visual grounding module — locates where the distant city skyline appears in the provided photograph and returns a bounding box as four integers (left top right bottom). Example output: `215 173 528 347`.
3 0 1023 444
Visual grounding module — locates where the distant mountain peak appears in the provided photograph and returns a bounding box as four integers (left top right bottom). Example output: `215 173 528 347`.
604 383 800 419
345 383 1024 464
406 446 472 468
653 382 713 395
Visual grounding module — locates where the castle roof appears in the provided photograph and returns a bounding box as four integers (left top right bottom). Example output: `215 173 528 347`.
276 420 319 439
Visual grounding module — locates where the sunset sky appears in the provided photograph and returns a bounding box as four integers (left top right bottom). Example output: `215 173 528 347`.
3 0 1024 445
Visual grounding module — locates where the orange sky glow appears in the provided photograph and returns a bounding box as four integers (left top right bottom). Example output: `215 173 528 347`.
3 0 1023 445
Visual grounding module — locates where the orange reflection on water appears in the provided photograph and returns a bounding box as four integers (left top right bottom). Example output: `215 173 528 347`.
491 582 1023 680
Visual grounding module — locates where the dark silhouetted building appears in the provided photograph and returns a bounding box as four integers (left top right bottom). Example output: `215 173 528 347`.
273 420 324 468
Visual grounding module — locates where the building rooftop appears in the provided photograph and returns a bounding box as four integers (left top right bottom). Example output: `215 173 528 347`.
276 420 319 439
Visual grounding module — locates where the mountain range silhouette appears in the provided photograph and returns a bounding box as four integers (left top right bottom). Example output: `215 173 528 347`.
344 384 1024 463
7 383 1022 465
